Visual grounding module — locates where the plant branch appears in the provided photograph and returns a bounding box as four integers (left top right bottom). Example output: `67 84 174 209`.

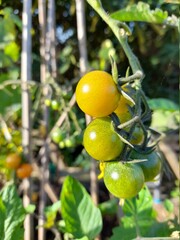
86 0 143 75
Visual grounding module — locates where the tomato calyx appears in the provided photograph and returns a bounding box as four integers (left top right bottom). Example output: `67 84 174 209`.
110 55 118 84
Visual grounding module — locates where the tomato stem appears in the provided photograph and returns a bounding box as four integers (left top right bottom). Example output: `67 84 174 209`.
119 70 143 85
117 115 139 129
139 89 152 122
138 119 148 148
86 0 144 76
110 55 118 84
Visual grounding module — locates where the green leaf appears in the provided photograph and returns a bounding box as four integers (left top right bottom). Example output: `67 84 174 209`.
148 98 179 131
111 186 157 239
0 84 21 114
0 197 6 238
110 187 173 239
25 204 36 214
148 98 179 111
163 199 174 213
151 109 179 131
4 42 20 62
98 198 118 216
44 200 61 213
111 2 177 26
60 176 102 240
126 186 155 220
0 184 26 240
110 226 136 240
0 17 16 43
146 221 172 237
44 201 61 229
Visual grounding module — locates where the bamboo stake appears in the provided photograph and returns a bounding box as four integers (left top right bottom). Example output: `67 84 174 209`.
48 0 57 79
75 0 88 76
21 0 33 240
159 141 180 180
38 0 49 239
75 0 99 207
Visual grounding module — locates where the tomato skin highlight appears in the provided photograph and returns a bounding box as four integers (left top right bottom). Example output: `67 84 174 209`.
6 153 21 169
75 71 120 117
16 163 33 179
83 117 124 161
104 161 144 199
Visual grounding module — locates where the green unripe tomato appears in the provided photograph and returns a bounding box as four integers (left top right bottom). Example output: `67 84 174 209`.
51 128 65 144
51 100 59 110
64 137 76 148
131 150 162 182
59 141 65 149
104 161 144 199
75 71 120 117
44 99 51 107
83 117 124 161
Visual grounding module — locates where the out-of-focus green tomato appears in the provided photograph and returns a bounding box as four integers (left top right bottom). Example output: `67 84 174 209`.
51 100 59 110
51 128 66 144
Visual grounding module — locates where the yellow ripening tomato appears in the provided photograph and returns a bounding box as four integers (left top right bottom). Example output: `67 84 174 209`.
114 85 135 123
75 71 120 117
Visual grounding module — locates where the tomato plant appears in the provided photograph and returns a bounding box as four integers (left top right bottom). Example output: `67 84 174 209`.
75 70 120 117
104 161 144 199
83 117 124 161
5 153 21 170
16 163 33 179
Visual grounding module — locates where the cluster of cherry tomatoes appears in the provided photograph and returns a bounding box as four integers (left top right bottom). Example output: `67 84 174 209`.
5 153 33 179
75 70 162 200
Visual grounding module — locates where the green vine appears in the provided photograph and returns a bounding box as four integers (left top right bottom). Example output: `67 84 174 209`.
86 0 144 76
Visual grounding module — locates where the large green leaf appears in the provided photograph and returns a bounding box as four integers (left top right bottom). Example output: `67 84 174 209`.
4 42 20 62
151 109 179 131
111 2 178 26
148 98 179 131
110 226 137 240
98 198 118 216
0 197 6 238
148 98 179 111
123 186 154 216
60 176 102 240
123 187 155 232
0 184 26 240
110 186 156 240
110 186 173 239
